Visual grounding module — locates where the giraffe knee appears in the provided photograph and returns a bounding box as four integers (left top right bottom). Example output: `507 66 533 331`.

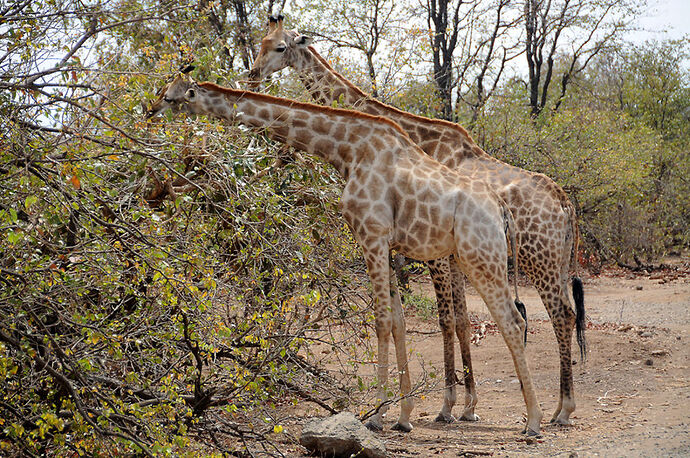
375 317 392 336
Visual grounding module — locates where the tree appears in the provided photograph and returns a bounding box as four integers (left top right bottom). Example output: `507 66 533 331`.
291 0 407 100
454 0 522 125
523 0 638 118
424 0 470 120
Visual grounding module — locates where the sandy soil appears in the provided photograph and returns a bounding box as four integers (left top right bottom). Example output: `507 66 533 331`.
273 265 690 457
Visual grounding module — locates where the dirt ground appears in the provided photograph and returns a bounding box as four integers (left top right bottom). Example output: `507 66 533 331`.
274 263 690 457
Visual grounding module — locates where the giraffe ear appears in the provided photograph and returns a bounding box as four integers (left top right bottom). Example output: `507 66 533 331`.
294 35 313 47
268 15 285 33
268 15 278 32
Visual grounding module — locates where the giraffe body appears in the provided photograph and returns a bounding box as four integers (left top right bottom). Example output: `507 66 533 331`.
147 76 543 434
249 17 585 425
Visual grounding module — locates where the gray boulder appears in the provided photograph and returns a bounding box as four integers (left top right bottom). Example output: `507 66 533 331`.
300 412 387 458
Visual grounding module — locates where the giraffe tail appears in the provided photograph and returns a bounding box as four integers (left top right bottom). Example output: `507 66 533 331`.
567 203 586 360
503 204 527 344
573 277 585 360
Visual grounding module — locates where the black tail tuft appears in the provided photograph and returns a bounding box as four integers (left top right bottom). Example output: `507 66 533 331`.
515 300 527 344
572 277 586 360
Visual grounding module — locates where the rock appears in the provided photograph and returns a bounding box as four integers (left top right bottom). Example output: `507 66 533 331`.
300 412 387 458
617 324 633 332
636 285 643 291
644 359 654 366
639 330 653 338
651 349 669 357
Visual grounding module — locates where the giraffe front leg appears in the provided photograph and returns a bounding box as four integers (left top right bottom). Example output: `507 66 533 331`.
362 247 413 432
449 258 479 422
365 309 391 432
427 258 458 423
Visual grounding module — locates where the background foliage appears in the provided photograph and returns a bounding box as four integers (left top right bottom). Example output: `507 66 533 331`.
1 0 688 455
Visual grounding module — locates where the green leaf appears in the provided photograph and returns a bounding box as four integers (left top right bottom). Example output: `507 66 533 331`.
24 195 38 210
6 231 21 244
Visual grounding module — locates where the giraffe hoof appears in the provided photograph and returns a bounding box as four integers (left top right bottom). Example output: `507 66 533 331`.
521 427 542 438
549 416 572 426
459 413 480 422
434 413 456 423
391 422 413 433
365 420 383 432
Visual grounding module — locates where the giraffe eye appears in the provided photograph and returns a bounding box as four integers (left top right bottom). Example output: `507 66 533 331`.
275 44 286 53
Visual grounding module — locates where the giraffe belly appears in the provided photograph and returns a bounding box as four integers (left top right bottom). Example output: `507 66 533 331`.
389 231 456 262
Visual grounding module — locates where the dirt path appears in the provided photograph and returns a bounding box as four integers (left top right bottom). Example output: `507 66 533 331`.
273 267 690 457
383 269 690 457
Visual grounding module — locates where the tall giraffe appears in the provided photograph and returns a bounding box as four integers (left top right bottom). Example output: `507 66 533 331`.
146 74 544 435
248 16 585 426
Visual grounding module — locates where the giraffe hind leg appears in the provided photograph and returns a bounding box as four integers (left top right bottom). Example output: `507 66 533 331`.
427 258 458 424
533 281 577 425
473 276 543 435
449 258 479 422
551 294 576 425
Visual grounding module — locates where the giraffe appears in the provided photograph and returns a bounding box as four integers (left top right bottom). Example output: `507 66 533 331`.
248 16 586 426
145 73 544 435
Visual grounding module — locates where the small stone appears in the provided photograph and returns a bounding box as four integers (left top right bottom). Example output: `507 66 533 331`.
639 331 653 338
651 350 669 357
618 324 633 332
636 285 643 290
644 359 654 366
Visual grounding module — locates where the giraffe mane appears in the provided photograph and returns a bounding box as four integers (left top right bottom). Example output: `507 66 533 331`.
307 47 476 145
197 82 417 142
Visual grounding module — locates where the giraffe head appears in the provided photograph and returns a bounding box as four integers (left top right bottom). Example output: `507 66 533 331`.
147 74 243 121
145 67 196 119
247 15 313 86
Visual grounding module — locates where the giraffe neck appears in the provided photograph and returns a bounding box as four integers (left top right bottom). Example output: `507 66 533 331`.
291 47 487 166
292 46 366 108
192 83 401 178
